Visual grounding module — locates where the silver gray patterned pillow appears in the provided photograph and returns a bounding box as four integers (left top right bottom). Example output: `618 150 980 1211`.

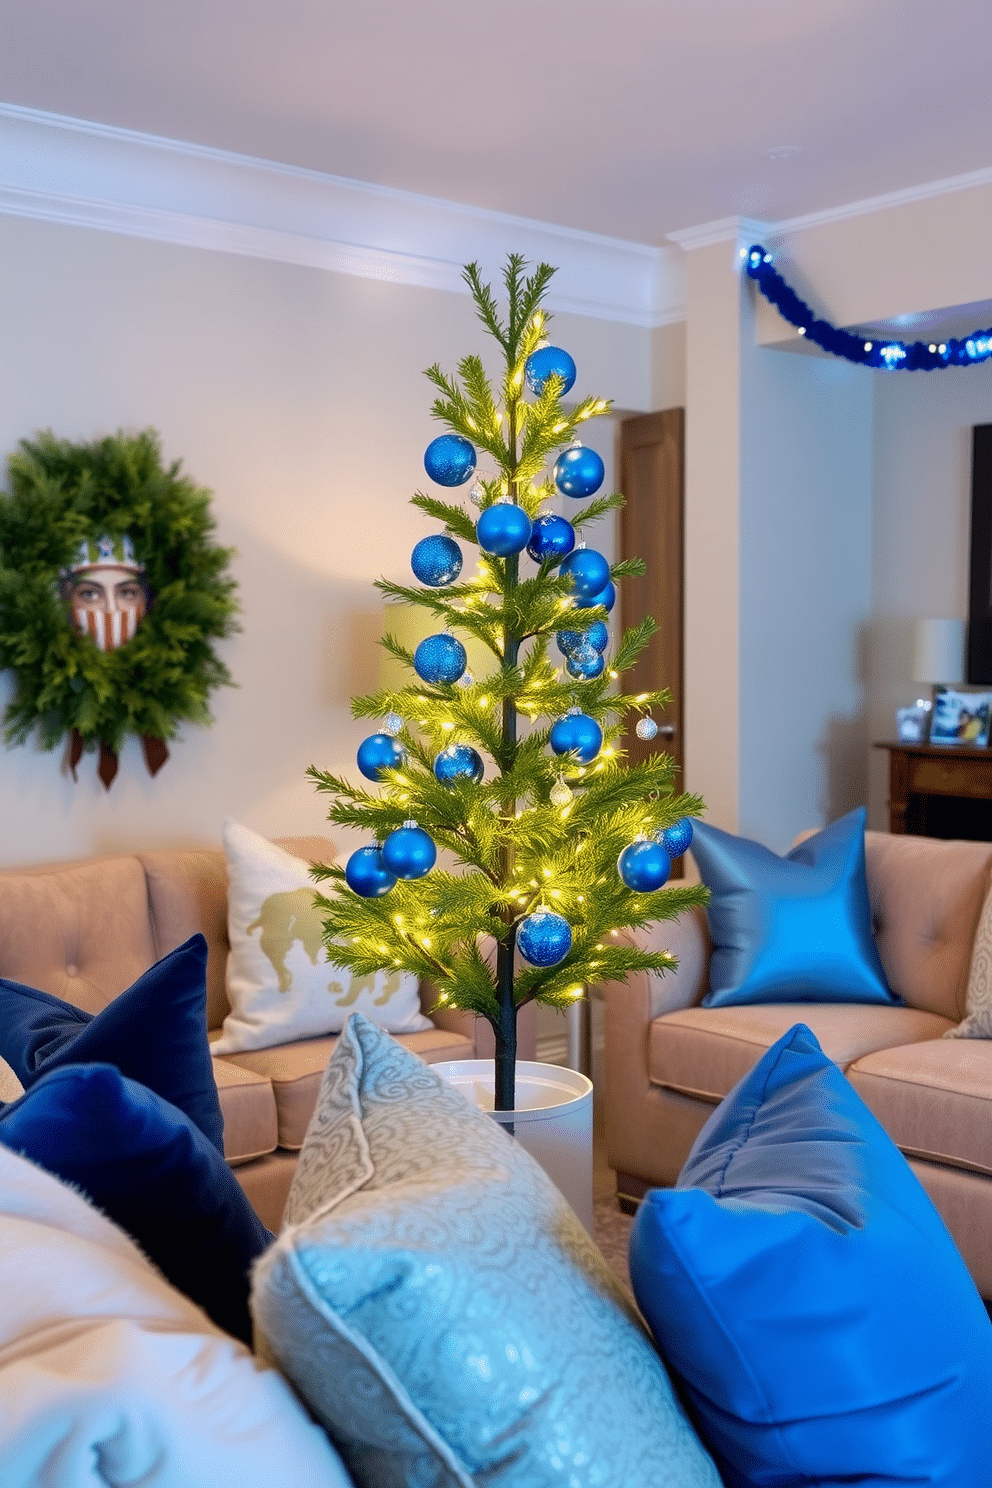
946 882 992 1038
251 1012 721 1488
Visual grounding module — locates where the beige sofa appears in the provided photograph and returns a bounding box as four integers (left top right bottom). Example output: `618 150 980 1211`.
0 835 533 1231
602 829 992 1298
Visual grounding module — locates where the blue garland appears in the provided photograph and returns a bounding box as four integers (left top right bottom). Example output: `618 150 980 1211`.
744 245 992 372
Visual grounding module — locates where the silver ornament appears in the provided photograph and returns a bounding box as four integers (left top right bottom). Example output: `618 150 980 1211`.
384 712 403 735
469 483 485 508
550 776 573 808
636 716 659 741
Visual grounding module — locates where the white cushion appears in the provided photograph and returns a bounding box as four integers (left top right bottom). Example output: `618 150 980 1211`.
212 818 430 1054
0 1145 353 1488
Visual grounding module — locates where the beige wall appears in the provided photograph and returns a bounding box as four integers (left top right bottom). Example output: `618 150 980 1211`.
0 213 648 865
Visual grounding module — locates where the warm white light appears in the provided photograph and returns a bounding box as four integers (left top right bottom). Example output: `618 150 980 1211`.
864 341 873 352
798 327 806 336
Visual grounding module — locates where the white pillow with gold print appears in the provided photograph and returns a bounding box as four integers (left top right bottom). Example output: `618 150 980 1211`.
212 818 429 1055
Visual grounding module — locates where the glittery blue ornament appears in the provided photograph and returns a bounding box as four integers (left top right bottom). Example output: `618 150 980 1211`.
517 909 573 967
560 547 611 598
345 845 397 898
433 743 484 784
661 818 694 858
549 711 603 764
476 503 532 557
381 824 437 879
578 579 616 614
524 346 577 396
618 840 671 893
556 620 608 658
554 445 605 498
356 732 406 781
565 650 605 680
411 534 463 587
424 434 476 487
526 512 575 564
413 633 467 686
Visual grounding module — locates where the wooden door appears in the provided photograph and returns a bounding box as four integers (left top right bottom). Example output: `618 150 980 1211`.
619 409 685 875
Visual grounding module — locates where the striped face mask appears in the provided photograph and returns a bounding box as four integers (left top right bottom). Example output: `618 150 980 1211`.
69 566 147 652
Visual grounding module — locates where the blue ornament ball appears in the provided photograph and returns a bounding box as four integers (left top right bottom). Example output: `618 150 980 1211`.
580 579 616 614
411 534 463 587
661 817 694 858
554 445 605 499
414 633 467 686
524 346 577 397
356 732 406 782
345 845 397 898
381 825 437 880
560 547 611 598
565 650 605 680
556 620 608 658
424 434 477 487
517 909 573 967
433 743 484 785
476 503 532 557
527 512 575 564
617 840 671 893
549 711 603 764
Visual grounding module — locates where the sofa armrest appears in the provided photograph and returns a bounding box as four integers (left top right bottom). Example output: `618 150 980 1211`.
602 902 710 1021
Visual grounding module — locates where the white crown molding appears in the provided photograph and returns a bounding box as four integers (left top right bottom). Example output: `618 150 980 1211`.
667 216 772 253
770 163 992 239
0 103 686 328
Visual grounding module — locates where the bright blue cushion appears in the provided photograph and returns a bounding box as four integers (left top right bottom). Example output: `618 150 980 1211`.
629 1023 992 1488
0 934 224 1152
0 1062 271 1344
690 806 898 1006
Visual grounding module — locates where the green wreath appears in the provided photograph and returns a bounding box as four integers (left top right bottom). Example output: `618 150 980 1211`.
0 428 239 785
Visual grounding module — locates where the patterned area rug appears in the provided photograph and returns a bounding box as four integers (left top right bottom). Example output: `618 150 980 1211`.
592 1196 634 1296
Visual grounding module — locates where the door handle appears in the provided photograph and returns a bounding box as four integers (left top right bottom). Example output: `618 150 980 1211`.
658 724 676 738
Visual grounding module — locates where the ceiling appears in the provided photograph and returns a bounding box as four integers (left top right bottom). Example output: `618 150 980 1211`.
3 0 992 246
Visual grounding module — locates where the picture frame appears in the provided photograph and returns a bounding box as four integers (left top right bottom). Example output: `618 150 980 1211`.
929 685 992 747
895 704 930 743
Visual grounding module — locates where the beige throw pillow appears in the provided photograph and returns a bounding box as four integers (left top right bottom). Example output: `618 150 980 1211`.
946 879 992 1039
212 818 429 1055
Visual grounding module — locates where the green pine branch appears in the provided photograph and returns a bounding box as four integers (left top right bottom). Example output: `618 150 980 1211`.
310 256 707 1105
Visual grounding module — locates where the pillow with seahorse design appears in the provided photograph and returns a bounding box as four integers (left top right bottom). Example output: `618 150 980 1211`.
212 818 429 1055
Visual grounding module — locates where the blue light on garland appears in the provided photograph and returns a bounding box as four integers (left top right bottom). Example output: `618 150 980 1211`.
743 245 992 372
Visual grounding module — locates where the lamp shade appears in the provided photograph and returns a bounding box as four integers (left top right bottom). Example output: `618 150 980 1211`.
912 618 965 685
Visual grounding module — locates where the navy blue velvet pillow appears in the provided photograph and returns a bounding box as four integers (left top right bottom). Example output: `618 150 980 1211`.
0 1063 271 1344
0 934 224 1153
690 807 898 1007
629 1024 992 1488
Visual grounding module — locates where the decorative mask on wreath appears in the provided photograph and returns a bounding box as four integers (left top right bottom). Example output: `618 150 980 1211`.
63 535 148 652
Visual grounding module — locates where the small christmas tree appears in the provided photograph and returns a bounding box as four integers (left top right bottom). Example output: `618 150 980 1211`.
308 256 706 1110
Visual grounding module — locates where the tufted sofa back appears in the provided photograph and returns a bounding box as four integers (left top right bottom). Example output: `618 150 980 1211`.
0 837 337 1031
863 831 992 1023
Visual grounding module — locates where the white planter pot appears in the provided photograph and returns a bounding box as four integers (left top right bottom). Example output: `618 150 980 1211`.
433 1059 594 1234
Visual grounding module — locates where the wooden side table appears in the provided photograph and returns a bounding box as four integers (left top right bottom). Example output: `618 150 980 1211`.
875 742 992 838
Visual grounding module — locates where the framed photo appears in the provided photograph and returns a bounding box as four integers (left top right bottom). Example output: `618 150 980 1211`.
895 704 930 743
929 686 992 747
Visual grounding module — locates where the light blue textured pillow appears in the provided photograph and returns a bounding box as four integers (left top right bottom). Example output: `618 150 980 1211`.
251 1012 720 1488
690 806 899 1007
629 1024 992 1488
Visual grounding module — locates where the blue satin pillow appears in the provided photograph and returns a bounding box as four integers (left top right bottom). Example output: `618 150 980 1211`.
690 807 898 1006
629 1024 992 1488
0 1062 271 1344
0 934 224 1152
